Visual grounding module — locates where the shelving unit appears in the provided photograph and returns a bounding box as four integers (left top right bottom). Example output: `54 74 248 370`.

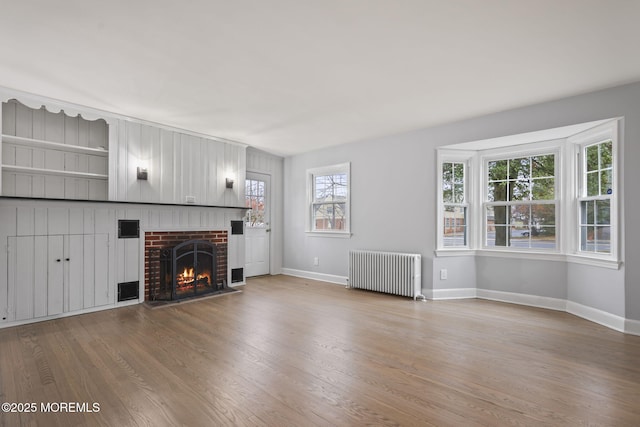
1 99 110 200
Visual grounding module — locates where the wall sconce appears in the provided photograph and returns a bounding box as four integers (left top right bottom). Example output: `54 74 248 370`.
225 178 234 189
137 167 148 180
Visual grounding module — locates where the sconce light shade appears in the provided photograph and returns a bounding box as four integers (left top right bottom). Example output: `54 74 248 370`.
226 178 234 189
137 167 148 180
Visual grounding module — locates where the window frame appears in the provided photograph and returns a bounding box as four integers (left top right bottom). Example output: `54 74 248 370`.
480 143 561 254
435 118 621 269
437 151 474 251
306 162 351 238
570 121 619 262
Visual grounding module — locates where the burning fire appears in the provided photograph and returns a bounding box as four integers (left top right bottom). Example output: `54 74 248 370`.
177 267 210 287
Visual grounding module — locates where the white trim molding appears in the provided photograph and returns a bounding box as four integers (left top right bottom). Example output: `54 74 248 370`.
477 289 567 311
566 301 626 333
625 319 640 337
279 274 640 335
425 288 477 300
281 268 347 286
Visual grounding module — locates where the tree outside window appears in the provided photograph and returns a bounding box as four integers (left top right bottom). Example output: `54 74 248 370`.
308 163 350 234
442 162 467 247
486 154 556 250
580 140 613 253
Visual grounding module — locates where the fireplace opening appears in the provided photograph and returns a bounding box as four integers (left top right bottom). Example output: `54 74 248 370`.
147 232 228 302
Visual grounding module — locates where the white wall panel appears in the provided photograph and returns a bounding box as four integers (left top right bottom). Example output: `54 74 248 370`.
69 207 84 234
16 207 35 235
47 208 68 235
33 236 47 318
108 120 245 207
34 208 47 235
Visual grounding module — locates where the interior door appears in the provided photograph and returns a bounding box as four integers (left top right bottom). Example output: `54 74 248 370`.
244 172 270 277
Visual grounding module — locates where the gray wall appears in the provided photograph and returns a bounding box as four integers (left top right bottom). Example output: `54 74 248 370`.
283 81 640 321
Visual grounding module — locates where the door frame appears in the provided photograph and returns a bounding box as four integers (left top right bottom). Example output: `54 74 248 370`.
245 171 271 276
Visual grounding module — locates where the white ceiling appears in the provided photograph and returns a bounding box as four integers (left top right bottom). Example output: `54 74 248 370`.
1 1 639 156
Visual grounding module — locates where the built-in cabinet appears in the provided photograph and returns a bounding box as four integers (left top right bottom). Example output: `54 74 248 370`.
7 234 109 321
0 88 249 328
1 99 109 200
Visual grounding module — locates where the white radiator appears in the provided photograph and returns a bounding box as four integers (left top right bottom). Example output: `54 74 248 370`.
348 250 424 300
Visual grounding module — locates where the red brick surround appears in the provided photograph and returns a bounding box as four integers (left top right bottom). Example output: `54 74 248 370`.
144 230 228 301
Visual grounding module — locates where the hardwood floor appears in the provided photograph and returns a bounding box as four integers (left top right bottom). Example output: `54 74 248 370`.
1 275 640 426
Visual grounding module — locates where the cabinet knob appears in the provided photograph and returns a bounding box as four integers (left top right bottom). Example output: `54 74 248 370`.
56 259 61 262
65 258 70 261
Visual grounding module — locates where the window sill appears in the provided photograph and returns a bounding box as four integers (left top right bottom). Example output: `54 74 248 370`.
565 254 622 270
436 248 622 270
305 231 352 239
435 249 476 257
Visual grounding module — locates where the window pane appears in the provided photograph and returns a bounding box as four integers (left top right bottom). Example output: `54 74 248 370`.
581 200 594 224
582 225 612 254
443 206 466 247
442 163 453 203
509 158 530 180
586 172 599 197
453 163 464 184
600 169 612 195
586 145 599 172
531 178 554 200
580 199 611 253
488 205 508 226
532 203 555 226
487 226 507 247
600 141 613 169
594 226 611 253
453 183 464 203
510 179 530 201
488 182 508 202
313 202 346 231
488 160 508 181
487 205 510 247
443 162 464 204
532 154 554 178
442 162 452 179
596 199 610 225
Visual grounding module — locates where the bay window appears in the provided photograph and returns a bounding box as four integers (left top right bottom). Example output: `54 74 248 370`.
436 118 620 268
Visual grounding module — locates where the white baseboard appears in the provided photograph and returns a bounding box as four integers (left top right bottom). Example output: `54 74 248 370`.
281 268 347 286
1 301 139 330
426 288 477 300
625 318 640 336
566 301 626 333
477 289 567 311
277 273 640 335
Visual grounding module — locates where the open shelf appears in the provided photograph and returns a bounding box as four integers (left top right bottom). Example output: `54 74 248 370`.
2 164 108 180
1 134 108 156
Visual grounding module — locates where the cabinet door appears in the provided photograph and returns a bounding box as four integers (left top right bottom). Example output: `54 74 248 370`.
7 236 51 320
8 236 34 321
47 235 64 315
7 234 110 322
66 234 110 312
65 235 84 313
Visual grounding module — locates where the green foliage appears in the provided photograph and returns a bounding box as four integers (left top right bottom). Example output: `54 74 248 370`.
442 162 464 203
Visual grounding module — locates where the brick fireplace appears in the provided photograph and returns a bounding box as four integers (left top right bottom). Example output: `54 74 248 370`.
144 230 228 301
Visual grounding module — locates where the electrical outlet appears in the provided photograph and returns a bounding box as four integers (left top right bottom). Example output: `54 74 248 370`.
185 196 196 204
313 257 319 266
440 269 448 280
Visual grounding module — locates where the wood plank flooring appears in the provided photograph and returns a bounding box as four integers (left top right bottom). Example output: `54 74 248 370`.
1 275 640 426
